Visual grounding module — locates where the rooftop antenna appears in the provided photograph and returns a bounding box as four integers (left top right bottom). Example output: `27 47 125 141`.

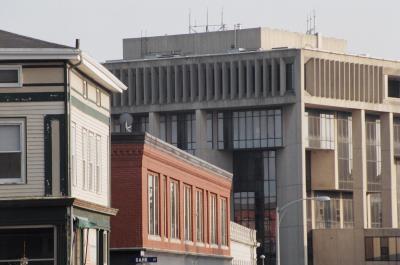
306 10 317 34
189 9 192 33
206 8 209 32
189 8 228 33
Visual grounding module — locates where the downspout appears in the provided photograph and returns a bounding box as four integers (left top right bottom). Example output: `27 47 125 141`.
67 39 82 265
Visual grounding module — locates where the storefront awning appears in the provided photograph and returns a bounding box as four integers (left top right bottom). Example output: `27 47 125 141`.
74 217 98 229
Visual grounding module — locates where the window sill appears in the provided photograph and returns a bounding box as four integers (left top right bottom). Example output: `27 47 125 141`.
184 240 194 246
169 238 181 244
210 244 219 249
148 235 162 241
221 245 229 250
0 179 24 185
195 242 205 247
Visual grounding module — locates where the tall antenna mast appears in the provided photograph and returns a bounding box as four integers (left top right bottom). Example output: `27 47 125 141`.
189 9 192 33
206 8 209 32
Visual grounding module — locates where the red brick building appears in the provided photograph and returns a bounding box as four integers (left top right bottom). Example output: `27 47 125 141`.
110 133 232 265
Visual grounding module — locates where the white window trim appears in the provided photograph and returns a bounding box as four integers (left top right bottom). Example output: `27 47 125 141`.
0 118 26 184
0 65 22 88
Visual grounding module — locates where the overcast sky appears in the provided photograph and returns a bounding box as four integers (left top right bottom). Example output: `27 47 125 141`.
1 0 398 62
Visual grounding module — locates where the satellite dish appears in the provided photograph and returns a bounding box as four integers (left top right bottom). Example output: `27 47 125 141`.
119 113 133 133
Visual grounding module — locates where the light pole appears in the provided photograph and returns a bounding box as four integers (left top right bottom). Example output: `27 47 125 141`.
260 254 265 265
275 196 330 265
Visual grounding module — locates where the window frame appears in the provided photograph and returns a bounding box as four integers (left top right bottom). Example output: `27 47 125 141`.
148 173 160 236
0 118 26 184
0 65 22 88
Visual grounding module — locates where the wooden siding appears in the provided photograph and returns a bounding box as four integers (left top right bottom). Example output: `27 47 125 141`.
70 71 111 207
0 102 64 197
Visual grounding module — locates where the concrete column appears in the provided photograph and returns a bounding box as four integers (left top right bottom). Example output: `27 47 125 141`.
135 68 142 105
271 59 277 97
214 62 221 100
280 58 286 96
195 109 208 159
352 109 368 265
352 109 367 228
143 67 149 105
222 62 229 100
206 63 213 101
255 59 261 98
238 60 245 99
166 66 172 104
230 61 237 99
182 64 188 102
127 68 133 105
198 63 205 101
120 69 126 106
158 66 165 104
246 60 252 98
175 65 181 103
381 112 398 228
190 64 197 102
148 112 160 138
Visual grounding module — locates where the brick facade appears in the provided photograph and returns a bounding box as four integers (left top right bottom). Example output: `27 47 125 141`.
111 133 232 258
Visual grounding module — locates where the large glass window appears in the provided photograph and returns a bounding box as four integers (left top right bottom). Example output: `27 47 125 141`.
337 112 353 189
0 118 25 183
210 194 217 245
365 236 400 261
220 197 228 246
0 227 54 264
366 116 382 191
207 109 282 150
314 192 341 229
368 193 382 228
305 110 335 149
160 113 196 154
170 180 179 239
342 193 354 228
196 189 204 243
184 185 192 241
148 174 159 236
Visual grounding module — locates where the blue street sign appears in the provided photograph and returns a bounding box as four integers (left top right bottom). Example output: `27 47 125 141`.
135 257 158 263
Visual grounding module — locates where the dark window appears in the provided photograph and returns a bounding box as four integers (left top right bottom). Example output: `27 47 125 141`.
0 228 54 263
388 76 400 98
286 63 294 91
0 68 19 84
159 113 196 154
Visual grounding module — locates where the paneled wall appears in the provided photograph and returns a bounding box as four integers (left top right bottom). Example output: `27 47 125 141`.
305 58 384 103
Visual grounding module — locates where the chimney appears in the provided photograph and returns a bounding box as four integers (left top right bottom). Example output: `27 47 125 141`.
75 39 80 49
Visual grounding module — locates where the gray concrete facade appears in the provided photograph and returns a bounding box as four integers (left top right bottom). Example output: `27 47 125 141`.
105 27 400 265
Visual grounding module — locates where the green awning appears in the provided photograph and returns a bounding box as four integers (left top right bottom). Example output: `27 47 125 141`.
75 216 98 229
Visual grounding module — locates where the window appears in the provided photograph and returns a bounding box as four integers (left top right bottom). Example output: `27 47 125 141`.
365 236 400 261
148 174 159 236
88 132 95 191
0 118 25 183
368 193 382 228
184 185 192 241
96 135 101 193
220 197 228 246
208 109 283 150
83 80 88 98
82 128 88 190
366 116 382 191
342 193 354 228
0 227 55 264
0 66 22 87
159 113 196 154
337 113 353 189
305 109 335 149
196 189 204 242
111 114 149 133
388 76 400 98
71 123 77 186
170 180 179 239
96 89 101 106
163 176 168 238
210 194 217 245
315 192 341 229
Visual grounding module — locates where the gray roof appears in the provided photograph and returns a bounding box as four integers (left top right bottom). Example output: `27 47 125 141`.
0 29 72 49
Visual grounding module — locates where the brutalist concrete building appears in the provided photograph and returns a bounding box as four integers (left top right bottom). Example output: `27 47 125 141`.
104 27 400 265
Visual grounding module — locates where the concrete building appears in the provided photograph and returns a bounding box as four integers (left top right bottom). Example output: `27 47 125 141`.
0 30 126 264
104 26 400 265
